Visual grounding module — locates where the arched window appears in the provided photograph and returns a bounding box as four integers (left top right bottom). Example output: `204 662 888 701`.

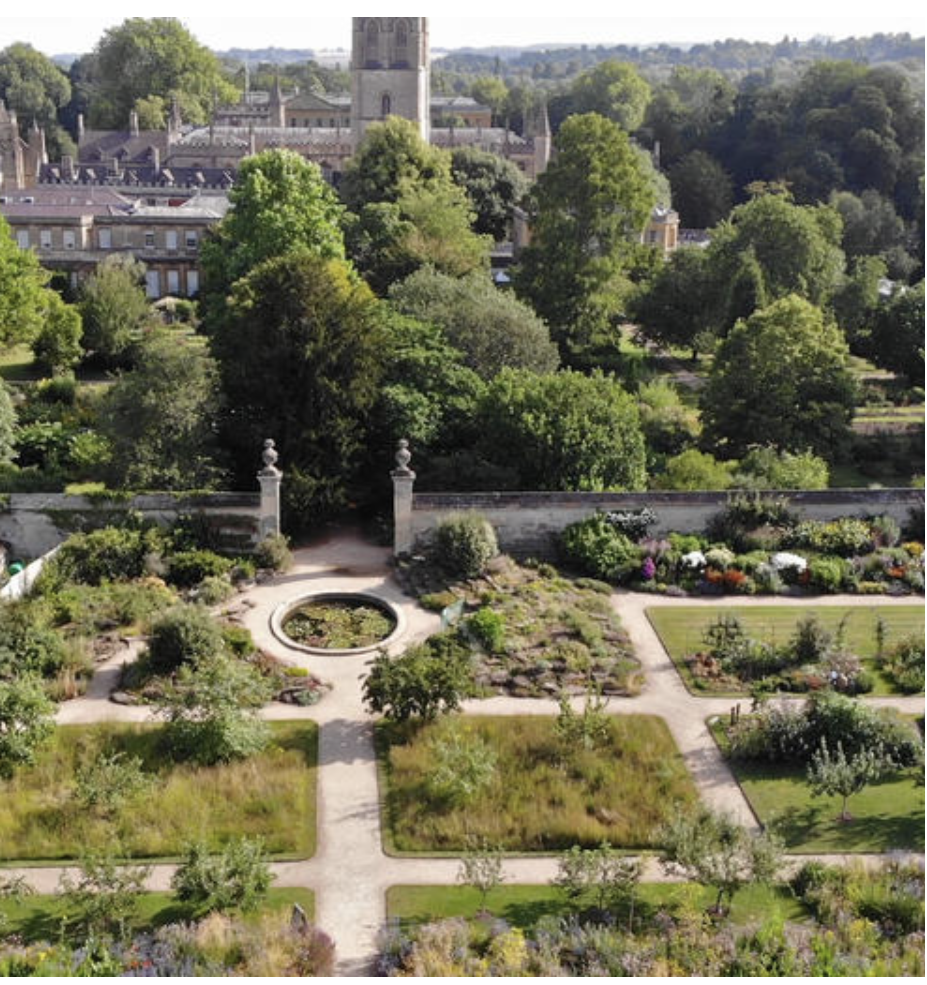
395 21 408 47
381 92 391 117
364 20 380 67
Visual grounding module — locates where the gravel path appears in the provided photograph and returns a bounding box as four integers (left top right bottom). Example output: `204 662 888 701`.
10 533 924 975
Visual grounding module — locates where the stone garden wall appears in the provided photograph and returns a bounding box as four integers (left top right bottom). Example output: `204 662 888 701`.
405 489 925 558
0 491 264 561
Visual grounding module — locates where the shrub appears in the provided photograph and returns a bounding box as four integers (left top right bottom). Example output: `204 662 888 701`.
788 518 873 557
168 550 233 588
147 606 225 674
879 635 926 693
427 723 498 805
171 837 273 915
0 675 55 779
807 556 852 592
0 619 69 680
196 575 235 605
869 514 901 548
706 493 797 550
467 608 506 653
788 614 833 665
603 507 656 541
433 512 498 579
253 533 293 572
221 625 258 659
362 633 475 722
73 750 151 816
560 514 639 583
157 652 272 765
729 692 923 766
53 526 154 585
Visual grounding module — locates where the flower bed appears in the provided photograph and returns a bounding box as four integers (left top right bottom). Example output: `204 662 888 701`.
559 500 924 597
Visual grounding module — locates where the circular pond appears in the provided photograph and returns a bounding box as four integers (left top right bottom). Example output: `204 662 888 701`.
270 591 405 656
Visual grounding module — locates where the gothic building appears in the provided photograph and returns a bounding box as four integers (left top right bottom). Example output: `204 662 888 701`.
35 16 550 188
0 101 47 192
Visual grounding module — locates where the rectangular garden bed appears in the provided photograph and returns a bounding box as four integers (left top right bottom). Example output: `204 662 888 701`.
647 604 924 695
376 714 698 853
0 721 317 862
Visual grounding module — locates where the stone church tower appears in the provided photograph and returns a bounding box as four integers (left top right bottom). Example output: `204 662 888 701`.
350 17 429 144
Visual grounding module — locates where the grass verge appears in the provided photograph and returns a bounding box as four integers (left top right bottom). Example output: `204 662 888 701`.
646 604 924 695
377 714 698 854
725 758 924 854
0 888 315 944
0 721 317 862
386 882 805 930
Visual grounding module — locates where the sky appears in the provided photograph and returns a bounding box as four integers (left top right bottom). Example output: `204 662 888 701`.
1 0 924 57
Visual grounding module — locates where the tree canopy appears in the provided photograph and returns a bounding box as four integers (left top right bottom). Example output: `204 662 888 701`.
568 61 652 132
78 254 151 367
83 17 237 128
476 368 647 491
343 119 490 293
211 252 384 527
98 328 224 490
706 192 846 330
700 294 857 459
200 149 345 306
514 113 657 350
450 146 529 241
0 43 74 158
0 214 53 349
340 116 452 212
389 268 559 379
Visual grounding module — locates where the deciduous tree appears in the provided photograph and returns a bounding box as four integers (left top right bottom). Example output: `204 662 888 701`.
0 214 52 349
568 61 652 132
476 368 647 491
97 329 223 490
389 268 558 379
78 254 151 367
659 808 781 914
514 113 657 351
807 739 895 821
84 18 237 127
0 42 74 159
450 146 528 241
700 295 856 459
200 149 346 309
0 675 55 780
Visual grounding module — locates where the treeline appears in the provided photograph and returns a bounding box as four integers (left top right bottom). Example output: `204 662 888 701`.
439 33 925 80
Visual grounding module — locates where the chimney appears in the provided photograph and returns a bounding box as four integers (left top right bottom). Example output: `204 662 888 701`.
62 155 75 181
151 147 160 172
130 110 139 136
77 113 85 143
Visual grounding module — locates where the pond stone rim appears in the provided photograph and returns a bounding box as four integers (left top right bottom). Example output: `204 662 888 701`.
269 590 406 656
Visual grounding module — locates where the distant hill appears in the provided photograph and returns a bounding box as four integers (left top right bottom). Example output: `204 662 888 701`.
217 48 318 64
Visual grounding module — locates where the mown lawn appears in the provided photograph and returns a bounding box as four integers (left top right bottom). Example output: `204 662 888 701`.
377 715 698 853
0 888 315 944
647 604 924 695
386 882 805 930
0 721 317 862
729 759 924 854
